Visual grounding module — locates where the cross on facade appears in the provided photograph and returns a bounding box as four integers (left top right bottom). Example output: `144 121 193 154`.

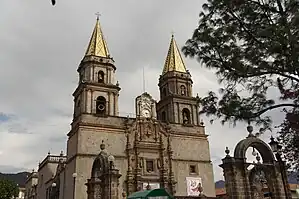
95 12 101 20
171 30 175 37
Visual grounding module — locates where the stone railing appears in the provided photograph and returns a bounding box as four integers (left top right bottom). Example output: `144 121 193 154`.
39 155 67 170
48 155 67 163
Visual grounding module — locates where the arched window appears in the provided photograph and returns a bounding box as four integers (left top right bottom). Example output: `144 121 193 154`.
162 88 167 98
180 85 186 96
97 71 105 83
161 111 166 122
80 73 84 83
182 108 191 124
96 96 106 115
76 99 80 108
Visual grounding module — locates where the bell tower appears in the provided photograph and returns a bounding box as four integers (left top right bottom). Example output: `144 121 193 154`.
73 16 120 120
157 35 200 126
65 16 122 199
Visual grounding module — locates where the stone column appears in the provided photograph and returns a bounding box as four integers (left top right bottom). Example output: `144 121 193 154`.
220 157 249 199
86 178 103 199
271 163 291 199
126 168 135 196
101 168 121 199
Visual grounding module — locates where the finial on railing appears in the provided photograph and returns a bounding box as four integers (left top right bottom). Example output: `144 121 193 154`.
225 147 230 157
256 153 261 163
100 140 105 150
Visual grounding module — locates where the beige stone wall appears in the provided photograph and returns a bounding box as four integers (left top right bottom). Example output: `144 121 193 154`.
67 131 78 158
25 175 38 199
63 158 76 199
66 119 128 199
37 162 58 199
73 156 93 199
58 169 66 199
173 161 215 197
77 126 126 155
65 114 215 199
170 135 215 197
66 154 129 199
25 176 38 190
171 136 211 161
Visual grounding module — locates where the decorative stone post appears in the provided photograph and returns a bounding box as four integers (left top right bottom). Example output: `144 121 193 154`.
86 141 122 199
220 125 292 199
220 147 250 199
101 167 121 199
86 177 103 199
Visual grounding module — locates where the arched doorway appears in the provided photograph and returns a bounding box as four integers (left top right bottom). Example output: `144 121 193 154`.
220 125 291 199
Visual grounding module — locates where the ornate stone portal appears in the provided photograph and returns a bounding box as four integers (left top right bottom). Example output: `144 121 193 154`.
220 125 292 199
125 92 176 195
86 93 176 199
86 142 121 199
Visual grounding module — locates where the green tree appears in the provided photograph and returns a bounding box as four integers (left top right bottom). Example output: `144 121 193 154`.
0 179 19 199
183 0 299 169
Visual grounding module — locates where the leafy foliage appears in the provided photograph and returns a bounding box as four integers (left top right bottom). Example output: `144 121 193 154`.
183 0 299 168
0 179 19 199
277 109 299 170
0 172 30 188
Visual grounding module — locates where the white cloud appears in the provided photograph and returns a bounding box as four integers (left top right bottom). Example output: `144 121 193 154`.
0 0 283 181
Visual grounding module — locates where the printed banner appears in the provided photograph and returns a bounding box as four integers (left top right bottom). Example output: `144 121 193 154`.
186 177 203 196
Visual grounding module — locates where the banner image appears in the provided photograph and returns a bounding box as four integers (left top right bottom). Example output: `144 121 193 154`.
186 177 203 196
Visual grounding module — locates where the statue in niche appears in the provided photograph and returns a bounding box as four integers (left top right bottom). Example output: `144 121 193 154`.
164 157 169 168
145 123 153 137
157 158 161 169
138 157 143 169
130 156 136 169
180 85 186 96
97 71 104 83
183 114 188 124
182 108 191 124
251 170 267 199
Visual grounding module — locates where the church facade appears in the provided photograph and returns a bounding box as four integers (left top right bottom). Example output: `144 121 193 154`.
24 17 216 199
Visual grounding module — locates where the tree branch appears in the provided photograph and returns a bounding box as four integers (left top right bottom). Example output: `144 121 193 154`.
250 103 299 118
226 9 265 46
240 71 299 83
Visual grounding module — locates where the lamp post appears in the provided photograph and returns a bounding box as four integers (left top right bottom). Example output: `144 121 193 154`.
72 173 77 199
51 182 56 199
108 155 115 199
269 136 289 199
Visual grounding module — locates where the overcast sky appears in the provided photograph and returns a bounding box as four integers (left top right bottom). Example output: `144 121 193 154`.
0 0 283 181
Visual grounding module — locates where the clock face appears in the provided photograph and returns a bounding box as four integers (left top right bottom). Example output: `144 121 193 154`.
141 109 151 118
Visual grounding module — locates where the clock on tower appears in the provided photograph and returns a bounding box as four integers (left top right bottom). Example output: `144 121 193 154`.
136 92 156 119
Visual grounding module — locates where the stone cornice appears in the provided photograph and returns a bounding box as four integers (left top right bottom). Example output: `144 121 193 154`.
173 158 212 164
25 172 38 184
72 82 120 98
78 55 116 71
158 72 193 85
157 95 198 107
66 153 211 165
170 131 208 139
68 118 207 139
38 155 67 171
66 153 126 164
67 121 126 137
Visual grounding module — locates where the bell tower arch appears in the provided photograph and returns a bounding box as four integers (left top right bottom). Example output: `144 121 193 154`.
73 17 120 120
64 17 122 199
157 35 200 126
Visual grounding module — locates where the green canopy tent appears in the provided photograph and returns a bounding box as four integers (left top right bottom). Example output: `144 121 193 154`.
127 189 173 199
